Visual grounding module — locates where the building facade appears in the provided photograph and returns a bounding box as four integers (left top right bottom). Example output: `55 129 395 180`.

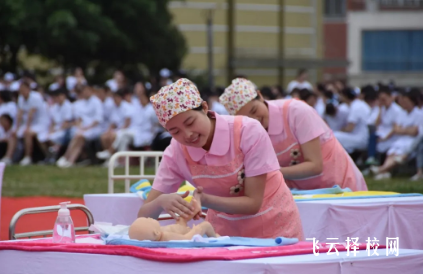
323 0 423 86
169 0 324 87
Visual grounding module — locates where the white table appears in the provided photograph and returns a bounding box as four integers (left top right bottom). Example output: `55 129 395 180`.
84 194 423 249
1 248 423 274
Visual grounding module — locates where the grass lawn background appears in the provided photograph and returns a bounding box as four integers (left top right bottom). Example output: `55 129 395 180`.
2 166 423 198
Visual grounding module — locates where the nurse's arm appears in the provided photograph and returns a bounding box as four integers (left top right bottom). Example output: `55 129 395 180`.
137 189 194 220
341 123 355 133
137 189 165 219
280 137 323 180
201 174 266 215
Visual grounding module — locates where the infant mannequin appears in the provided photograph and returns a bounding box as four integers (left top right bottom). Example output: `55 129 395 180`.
129 198 218 241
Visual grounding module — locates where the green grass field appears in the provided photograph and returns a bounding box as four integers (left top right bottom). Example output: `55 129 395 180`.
2 166 423 198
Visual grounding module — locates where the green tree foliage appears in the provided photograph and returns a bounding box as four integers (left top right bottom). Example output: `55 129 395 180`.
0 0 186 75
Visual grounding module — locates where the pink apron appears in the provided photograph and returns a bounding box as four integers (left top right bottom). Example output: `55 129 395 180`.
181 116 304 240
274 100 367 191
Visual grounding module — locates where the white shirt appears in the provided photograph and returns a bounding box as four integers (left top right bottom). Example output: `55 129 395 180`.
66 76 87 91
314 97 325 117
49 82 61 91
395 107 423 136
73 96 103 127
106 79 118 92
110 101 133 129
211 101 229 115
18 91 48 126
99 97 115 131
367 106 380 126
324 103 349 132
50 100 73 131
131 102 157 146
346 99 371 137
0 101 18 120
286 80 313 93
376 102 404 139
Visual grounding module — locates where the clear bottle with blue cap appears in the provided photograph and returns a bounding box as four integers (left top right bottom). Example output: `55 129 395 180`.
53 202 75 243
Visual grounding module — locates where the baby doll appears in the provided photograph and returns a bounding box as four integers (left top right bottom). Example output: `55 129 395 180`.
129 198 218 241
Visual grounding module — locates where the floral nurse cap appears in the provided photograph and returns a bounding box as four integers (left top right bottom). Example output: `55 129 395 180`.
219 78 257 115
150 78 203 127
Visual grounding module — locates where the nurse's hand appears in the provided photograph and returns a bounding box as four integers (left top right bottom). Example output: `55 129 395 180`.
159 191 194 220
192 187 204 220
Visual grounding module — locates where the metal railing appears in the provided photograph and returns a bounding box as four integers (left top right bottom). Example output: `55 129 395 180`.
9 204 94 240
108 151 164 194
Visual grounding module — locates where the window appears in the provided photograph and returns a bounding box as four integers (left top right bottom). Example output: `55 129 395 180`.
362 30 423 71
324 0 346 17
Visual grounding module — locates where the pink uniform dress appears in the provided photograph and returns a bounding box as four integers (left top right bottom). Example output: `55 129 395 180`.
268 99 367 191
153 112 304 240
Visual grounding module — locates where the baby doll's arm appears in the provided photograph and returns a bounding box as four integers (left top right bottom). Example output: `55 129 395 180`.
159 222 218 241
185 221 217 238
160 231 195 241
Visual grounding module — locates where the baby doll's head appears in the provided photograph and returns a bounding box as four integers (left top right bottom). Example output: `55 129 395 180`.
128 217 162 241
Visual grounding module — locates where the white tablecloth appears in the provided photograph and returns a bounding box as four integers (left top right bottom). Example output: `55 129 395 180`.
1 249 423 274
84 194 423 249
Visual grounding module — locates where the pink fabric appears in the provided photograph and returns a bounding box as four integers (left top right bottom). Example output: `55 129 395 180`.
0 239 380 263
267 99 332 145
181 116 303 239
271 100 367 191
152 113 279 193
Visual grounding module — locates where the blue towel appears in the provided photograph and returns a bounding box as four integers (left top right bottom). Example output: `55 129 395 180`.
294 193 423 202
290 185 352 195
106 236 298 248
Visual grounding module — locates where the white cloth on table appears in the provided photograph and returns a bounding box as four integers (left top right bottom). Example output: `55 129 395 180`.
324 103 349 131
334 99 370 153
387 107 423 156
84 193 423 250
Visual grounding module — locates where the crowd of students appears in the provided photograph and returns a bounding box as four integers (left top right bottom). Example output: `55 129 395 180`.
0 68 422 181
0 69 175 168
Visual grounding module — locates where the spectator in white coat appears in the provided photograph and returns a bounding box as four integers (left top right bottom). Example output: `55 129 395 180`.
371 91 423 179
14 82 50 165
286 69 313 94
57 85 103 168
334 87 371 154
47 89 73 146
96 90 134 162
105 70 126 92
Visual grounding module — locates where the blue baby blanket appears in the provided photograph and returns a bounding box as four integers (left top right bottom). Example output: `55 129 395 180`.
106 236 298 248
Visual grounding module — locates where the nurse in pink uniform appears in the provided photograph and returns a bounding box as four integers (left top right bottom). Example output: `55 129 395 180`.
137 78 303 240
219 78 367 191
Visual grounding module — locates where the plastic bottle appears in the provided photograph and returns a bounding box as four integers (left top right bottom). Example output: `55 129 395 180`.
52 201 75 243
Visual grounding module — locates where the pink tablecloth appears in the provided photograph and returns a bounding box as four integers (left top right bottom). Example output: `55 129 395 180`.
1 248 422 274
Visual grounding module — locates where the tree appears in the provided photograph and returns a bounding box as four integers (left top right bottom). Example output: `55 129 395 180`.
0 0 187 78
